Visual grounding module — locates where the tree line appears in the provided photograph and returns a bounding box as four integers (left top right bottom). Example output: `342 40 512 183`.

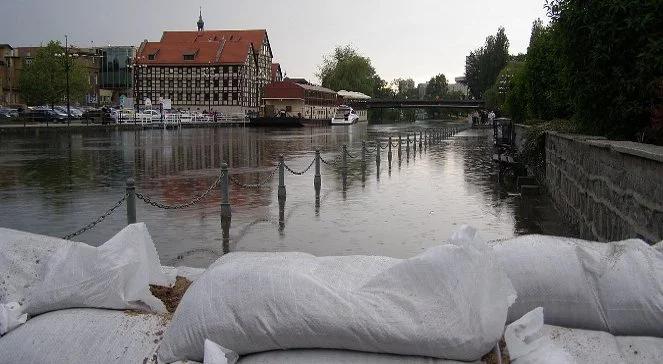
317 45 468 122
466 1 662 143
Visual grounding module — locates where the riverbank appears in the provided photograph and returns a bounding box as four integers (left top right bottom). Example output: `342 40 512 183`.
512 123 663 243
0 119 248 135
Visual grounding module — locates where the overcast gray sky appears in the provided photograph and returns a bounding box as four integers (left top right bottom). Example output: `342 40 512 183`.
2 0 548 84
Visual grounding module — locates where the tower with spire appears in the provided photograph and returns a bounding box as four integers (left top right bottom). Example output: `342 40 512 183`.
197 7 204 31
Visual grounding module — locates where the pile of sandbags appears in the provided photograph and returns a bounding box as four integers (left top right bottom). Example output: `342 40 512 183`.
158 226 516 363
491 235 663 336
0 223 173 322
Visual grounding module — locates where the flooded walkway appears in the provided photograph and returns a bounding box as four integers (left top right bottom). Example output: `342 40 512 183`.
0 122 576 266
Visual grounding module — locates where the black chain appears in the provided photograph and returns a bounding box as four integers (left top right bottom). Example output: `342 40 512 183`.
136 175 221 209
320 155 341 167
284 158 316 175
229 166 278 188
62 194 128 240
344 149 359 159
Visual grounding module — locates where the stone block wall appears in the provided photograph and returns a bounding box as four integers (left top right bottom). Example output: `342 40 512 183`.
545 132 663 243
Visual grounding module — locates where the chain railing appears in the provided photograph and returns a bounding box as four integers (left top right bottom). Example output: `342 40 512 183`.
62 194 128 240
229 166 278 188
60 125 467 241
135 175 222 209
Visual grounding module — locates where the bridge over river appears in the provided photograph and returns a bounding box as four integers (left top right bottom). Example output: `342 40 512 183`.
348 99 485 110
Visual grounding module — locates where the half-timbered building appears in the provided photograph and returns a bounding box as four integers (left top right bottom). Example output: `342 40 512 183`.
134 13 274 114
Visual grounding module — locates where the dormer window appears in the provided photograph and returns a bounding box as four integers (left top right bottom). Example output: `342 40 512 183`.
148 54 156 60
183 52 196 61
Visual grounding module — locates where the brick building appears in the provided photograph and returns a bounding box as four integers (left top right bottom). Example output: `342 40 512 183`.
134 12 276 114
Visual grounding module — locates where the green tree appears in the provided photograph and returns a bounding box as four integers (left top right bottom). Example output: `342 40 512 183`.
392 78 417 99
464 27 510 99
317 45 379 96
425 74 448 100
545 0 663 139
523 19 571 120
20 41 89 107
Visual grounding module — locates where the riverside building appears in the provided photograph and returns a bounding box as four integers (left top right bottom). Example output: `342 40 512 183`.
134 11 276 114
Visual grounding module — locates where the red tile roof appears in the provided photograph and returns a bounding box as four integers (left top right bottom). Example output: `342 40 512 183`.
271 63 282 81
136 30 269 66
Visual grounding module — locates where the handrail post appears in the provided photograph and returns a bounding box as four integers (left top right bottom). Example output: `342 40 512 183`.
419 131 423 149
387 136 392 166
278 154 286 203
376 140 381 165
398 134 402 160
314 149 321 194
413 132 416 154
126 178 136 225
220 162 231 254
342 144 348 191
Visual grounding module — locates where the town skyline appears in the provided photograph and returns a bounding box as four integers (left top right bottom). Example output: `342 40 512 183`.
1 0 547 84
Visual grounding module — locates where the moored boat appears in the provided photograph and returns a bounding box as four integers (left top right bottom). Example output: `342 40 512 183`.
331 105 360 125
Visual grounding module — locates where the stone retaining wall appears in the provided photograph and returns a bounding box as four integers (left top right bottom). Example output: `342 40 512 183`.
544 132 663 243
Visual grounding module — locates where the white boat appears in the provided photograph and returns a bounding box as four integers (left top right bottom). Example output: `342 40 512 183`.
331 105 360 125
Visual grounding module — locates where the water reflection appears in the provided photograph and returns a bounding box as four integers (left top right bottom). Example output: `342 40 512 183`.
0 124 576 267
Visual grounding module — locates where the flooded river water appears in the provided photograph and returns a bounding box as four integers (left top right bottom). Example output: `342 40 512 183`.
0 122 576 267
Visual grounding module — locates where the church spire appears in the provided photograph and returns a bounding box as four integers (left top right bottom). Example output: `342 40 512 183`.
197 7 204 31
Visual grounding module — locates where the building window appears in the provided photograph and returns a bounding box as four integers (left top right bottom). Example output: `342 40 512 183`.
214 79 219 87
223 79 228 87
223 66 229 74
183 54 195 61
232 92 237 101
214 93 219 101
223 92 228 101
148 54 156 60
205 93 209 101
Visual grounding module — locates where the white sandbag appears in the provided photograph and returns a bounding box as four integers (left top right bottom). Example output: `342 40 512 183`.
0 302 27 335
204 340 239 364
0 224 170 315
0 228 76 305
159 226 515 363
237 350 480 363
162 265 207 282
492 235 663 336
505 308 575 364
506 308 663 364
616 336 663 364
0 308 169 364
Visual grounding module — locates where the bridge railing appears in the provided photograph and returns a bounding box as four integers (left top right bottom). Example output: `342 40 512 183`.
61 125 468 252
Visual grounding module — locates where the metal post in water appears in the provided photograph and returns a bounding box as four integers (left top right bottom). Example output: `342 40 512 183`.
278 154 286 203
406 134 410 155
376 140 381 165
419 131 423 150
387 136 392 167
126 178 136 225
397 135 402 160
342 144 348 191
413 133 416 154
314 149 321 195
220 163 231 254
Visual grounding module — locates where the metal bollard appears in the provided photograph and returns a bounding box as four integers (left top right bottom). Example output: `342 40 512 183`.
388 136 393 166
361 141 366 166
220 163 231 254
406 134 410 154
278 154 286 202
413 133 416 154
126 178 136 225
397 135 402 160
314 150 321 194
376 140 381 165
342 144 348 191
419 131 423 149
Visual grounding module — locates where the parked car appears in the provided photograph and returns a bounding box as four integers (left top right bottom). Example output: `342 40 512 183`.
110 109 136 123
138 109 162 122
22 109 66 123
82 108 112 124
0 108 19 119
